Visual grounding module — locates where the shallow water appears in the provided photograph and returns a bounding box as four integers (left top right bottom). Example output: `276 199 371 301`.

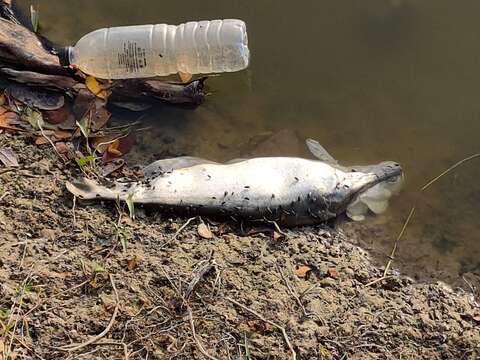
17 0 480 284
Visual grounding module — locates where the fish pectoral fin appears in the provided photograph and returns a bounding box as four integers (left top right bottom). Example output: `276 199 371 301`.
66 178 118 200
364 198 389 214
305 138 339 166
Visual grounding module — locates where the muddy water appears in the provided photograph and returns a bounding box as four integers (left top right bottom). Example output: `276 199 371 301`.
17 0 480 284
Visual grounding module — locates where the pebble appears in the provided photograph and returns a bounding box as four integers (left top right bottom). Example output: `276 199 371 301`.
320 278 337 288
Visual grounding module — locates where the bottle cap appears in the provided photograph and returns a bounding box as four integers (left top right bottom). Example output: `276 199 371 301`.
55 46 72 67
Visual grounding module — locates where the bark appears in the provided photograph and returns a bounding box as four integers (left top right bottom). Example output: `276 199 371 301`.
0 1 206 105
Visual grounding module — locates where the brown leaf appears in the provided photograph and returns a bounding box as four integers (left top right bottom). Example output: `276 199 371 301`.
272 231 285 241
473 314 480 323
327 267 339 279
107 140 122 156
55 142 70 154
101 158 125 177
34 136 50 145
126 256 138 271
43 106 70 125
197 223 213 239
91 98 111 130
52 130 72 141
178 71 193 83
295 265 312 278
73 89 96 119
118 134 136 155
0 112 21 132
92 135 116 154
0 148 19 167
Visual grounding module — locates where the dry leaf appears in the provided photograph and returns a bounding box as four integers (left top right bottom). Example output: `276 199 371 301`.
92 135 115 153
52 130 72 141
327 267 339 279
101 158 125 177
0 148 18 167
295 265 312 278
0 112 21 131
34 136 50 145
197 223 213 239
272 231 285 241
91 99 111 130
107 140 122 157
85 76 107 99
55 142 70 154
178 71 193 83
43 106 70 125
127 256 138 271
473 314 480 323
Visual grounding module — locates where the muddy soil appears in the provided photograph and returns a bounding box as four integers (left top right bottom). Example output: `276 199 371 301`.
0 133 479 359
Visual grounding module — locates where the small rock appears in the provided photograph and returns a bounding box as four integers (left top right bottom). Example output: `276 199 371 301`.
327 267 339 279
320 278 337 288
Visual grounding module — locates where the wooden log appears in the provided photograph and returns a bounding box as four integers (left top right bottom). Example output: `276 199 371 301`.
0 0 206 105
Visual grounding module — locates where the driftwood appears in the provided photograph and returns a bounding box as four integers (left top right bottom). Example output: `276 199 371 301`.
0 1 206 105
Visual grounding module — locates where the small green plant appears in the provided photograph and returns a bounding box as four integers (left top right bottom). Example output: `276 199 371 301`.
126 193 135 220
91 261 105 274
20 282 33 294
113 222 130 252
75 155 96 169
30 5 39 33
0 308 10 320
1 319 14 337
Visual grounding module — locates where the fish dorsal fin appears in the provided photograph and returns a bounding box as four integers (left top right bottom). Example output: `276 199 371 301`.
306 139 339 166
143 156 217 177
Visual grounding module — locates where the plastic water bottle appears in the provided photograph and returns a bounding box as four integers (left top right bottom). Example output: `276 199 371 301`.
65 19 250 79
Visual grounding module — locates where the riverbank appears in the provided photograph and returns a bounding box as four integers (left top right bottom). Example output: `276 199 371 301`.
0 134 479 359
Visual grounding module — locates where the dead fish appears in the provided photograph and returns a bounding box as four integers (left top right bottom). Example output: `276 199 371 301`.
66 139 403 226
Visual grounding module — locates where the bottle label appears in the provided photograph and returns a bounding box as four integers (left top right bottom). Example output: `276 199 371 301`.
117 40 148 73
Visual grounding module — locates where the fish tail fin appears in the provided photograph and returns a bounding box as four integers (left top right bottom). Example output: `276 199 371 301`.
66 178 126 200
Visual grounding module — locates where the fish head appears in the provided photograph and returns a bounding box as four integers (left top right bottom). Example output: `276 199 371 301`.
330 161 403 217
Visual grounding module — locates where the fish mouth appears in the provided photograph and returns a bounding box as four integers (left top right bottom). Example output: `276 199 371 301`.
343 161 403 219
345 161 403 203
354 161 403 183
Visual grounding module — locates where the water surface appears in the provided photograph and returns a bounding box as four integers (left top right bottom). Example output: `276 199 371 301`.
17 0 480 284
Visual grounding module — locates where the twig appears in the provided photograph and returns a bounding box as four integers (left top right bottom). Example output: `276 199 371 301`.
160 216 197 249
188 307 220 360
264 219 287 236
226 297 296 360
19 239 28 268
184 252 216 301
421 153 480 191
37 117 64 160
26 278 91 317
0 190 10 201
462 275 480 308
12 335 47 360
72 195 77 225
59 274 119 352
366 153 480 286
5 273 32 359
276 264 311 319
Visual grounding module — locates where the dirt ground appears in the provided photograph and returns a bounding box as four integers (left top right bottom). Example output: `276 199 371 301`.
1 133 479 360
